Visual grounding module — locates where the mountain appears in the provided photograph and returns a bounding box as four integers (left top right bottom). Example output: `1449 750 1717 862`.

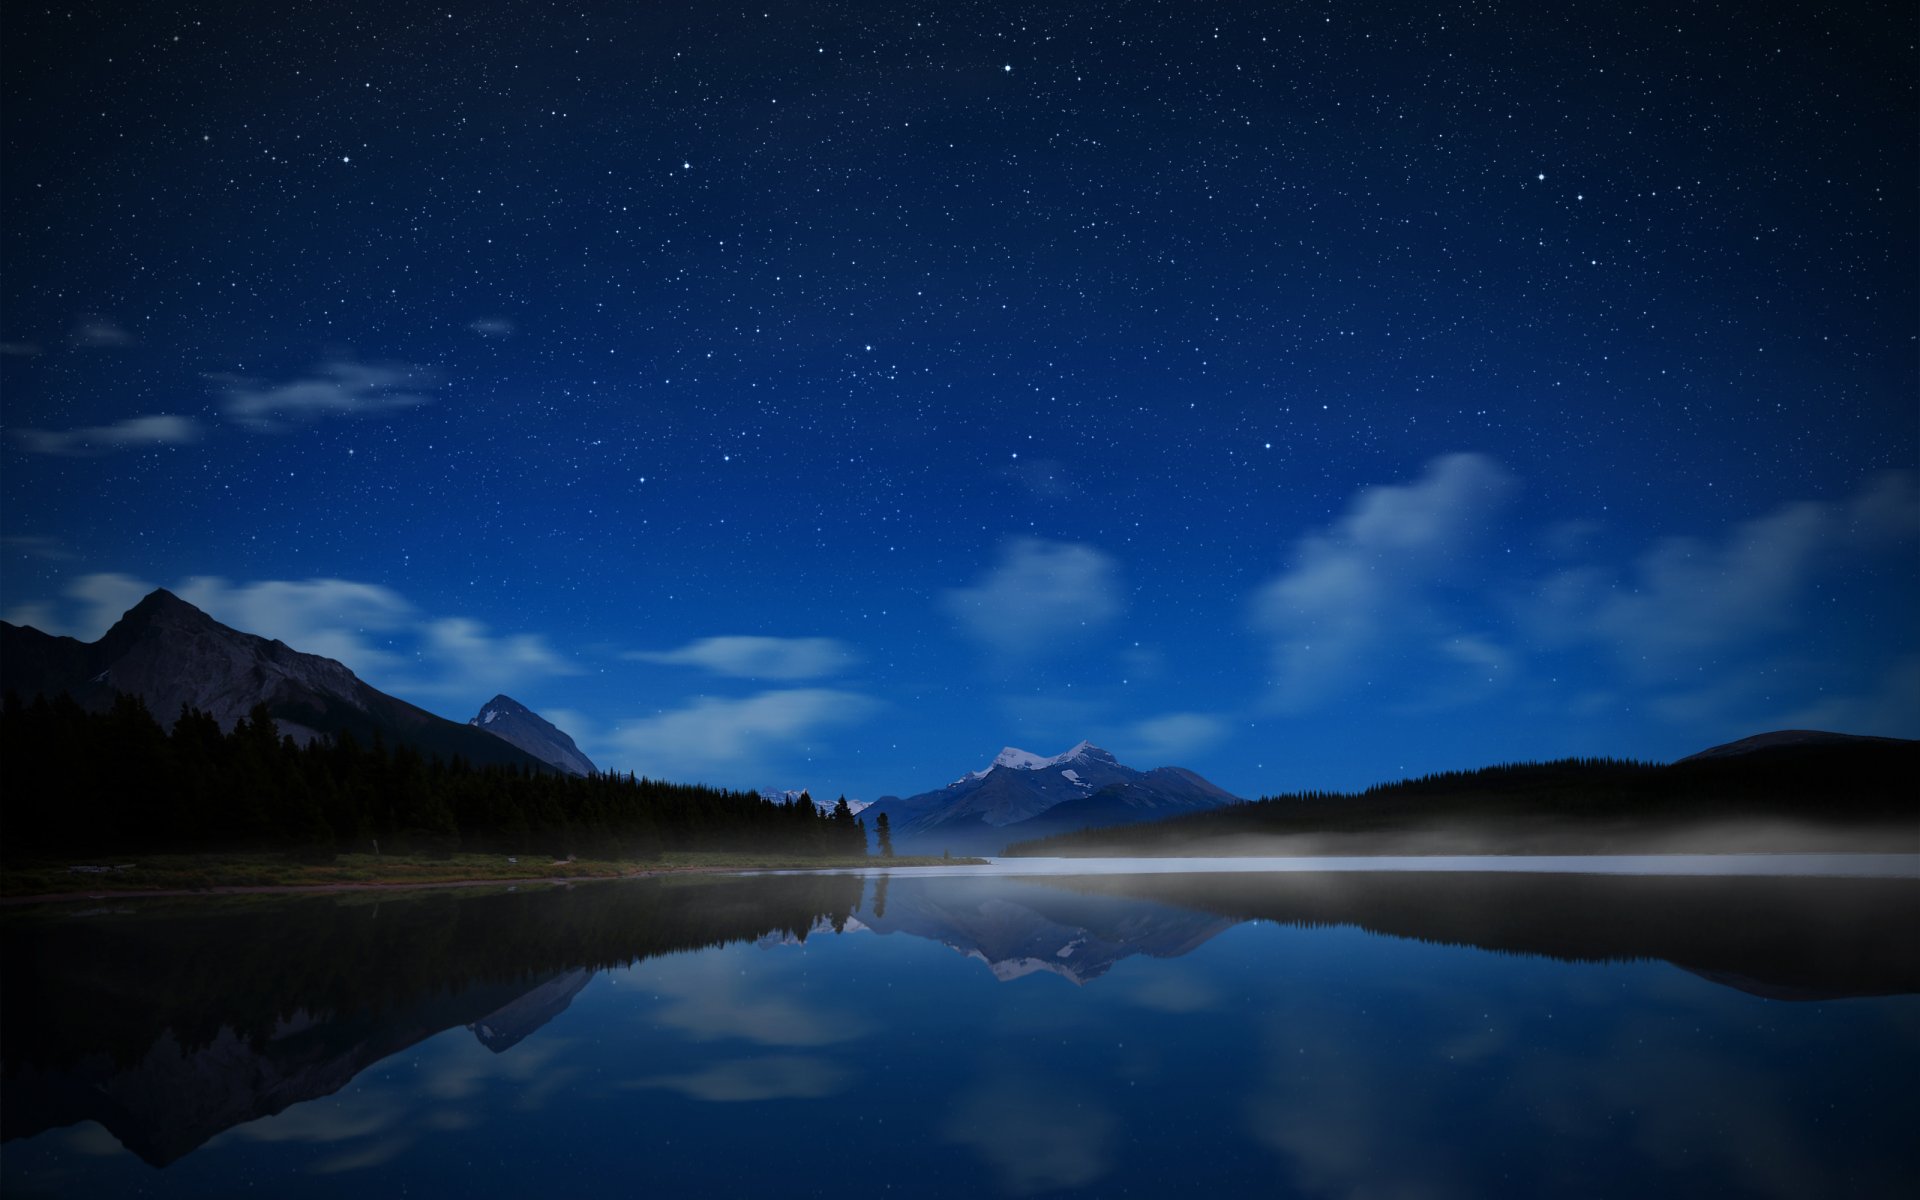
469 694 596 776
0 589 543 771
865 741 1240 854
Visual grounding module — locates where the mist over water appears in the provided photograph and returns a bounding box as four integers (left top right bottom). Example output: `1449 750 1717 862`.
818 851 1920 879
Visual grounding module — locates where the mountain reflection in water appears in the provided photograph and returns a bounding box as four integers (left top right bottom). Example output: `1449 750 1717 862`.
2 866 1915 1195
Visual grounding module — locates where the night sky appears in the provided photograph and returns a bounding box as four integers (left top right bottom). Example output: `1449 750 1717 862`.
3 1 1914 803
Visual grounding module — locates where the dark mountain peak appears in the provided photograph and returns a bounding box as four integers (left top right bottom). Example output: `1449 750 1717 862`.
119 588 215 628
472 694 533 721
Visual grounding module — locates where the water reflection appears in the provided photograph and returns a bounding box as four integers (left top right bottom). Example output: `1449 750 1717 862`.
3 868 1915 1197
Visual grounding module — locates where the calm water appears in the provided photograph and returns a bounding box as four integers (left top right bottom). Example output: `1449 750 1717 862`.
4 865 1917 1198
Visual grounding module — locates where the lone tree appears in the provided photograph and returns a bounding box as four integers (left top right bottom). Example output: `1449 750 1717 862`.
875 811 893 858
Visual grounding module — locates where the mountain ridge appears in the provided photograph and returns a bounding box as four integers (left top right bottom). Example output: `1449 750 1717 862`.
0 589 546 772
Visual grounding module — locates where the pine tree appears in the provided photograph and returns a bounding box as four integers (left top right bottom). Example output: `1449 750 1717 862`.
874 811 893 858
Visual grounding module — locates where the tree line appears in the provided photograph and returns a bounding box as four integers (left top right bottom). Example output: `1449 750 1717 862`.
0 691 869 860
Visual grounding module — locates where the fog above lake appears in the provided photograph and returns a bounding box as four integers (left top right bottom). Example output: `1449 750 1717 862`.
811 852 1920 879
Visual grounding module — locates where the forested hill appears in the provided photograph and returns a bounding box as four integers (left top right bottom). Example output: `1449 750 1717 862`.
1005 737 1920 857
0 691 868 860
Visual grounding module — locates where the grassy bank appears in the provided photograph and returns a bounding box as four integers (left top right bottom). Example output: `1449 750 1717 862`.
0 850 988 899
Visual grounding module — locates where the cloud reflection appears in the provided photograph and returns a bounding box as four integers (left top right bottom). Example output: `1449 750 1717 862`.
629 1055 852 1103
941 1068 1117 1194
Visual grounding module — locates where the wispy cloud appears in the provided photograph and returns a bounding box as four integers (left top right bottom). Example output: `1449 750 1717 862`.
1111 712 1231 763
70 317 133 348
943 537 1124 663
469 317 515 337
217 359 435 431
605 689 879 783
0 535 78 562
14 414 202 456
1527 471 1920 674
627 636 857 680
0 342 42 357
1251 452 1516 711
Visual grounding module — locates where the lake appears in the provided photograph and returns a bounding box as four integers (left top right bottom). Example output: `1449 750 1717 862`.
4 860 1917 1197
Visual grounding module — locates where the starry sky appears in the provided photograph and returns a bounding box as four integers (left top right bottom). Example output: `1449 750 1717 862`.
3 0 1915 803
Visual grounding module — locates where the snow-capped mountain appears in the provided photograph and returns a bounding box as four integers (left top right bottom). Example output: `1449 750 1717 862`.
759 788 871 817
863 741 1240 854
468 695 596 776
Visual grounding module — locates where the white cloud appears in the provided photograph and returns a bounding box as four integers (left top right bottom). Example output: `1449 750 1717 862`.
942 537 1124 662
1251 452 1516 711
1112 712 1230 762
469 317 515 337
218 359 435 431
606 688 879 782
71 317 133 348
627 635 856 680
14 414 202 456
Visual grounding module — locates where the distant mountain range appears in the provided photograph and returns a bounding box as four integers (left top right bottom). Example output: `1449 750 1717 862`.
865 741 1241 854
759 789 872 817
0 589 589 776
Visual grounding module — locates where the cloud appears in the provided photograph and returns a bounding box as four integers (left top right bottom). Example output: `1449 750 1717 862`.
14 414 202 456
1251 452 1516 711
2 572 153 640
469 317 515 337
71 317 133 348
942 537 1124 662
0 342 42 357
1 535 78 562
1528 471 1920 675
605 689 879 782
406 617 581 698
628 1055 851 1103
8 572 577 706
1112 712 1230 762
218 359 435 430
626 636 857 680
